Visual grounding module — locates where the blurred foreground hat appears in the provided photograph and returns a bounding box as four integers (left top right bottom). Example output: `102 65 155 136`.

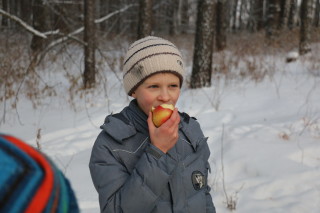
123 36 185 95
0 134 79 213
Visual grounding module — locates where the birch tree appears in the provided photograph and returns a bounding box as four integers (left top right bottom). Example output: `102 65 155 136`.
190 0 215 88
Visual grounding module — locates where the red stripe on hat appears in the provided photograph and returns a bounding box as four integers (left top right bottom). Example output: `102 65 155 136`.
3 135 54 213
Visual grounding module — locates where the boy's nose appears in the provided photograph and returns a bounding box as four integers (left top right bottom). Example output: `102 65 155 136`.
158 89 170 102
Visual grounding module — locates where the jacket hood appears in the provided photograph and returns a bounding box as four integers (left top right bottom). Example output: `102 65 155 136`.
101 113 137 143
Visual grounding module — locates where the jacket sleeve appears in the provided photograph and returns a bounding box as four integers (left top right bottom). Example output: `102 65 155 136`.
206 178 216 213
203 140 216 213
89 132 176 213
183 115 216 213
204 146 216 213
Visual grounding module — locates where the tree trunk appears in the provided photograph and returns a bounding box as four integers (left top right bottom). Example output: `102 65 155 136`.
137 0 153 39
20 0 32 25
216 0 227 51
266 0 281 39
248 0 257 32
190 0 215 89
239 0 245 30
31 0 47 52
288 0 297 29
314 0 320 27
83 0 96 88
232 0 239 32
180 0 189 34
1 0 9 27
9 0 18 27
279 0 291 29
167 0 178 35
299 0 312 55
256 0 265 31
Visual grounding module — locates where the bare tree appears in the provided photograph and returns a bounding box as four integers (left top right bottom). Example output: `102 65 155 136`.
180 0 189 34
216 0 227 51
83 0 96 88
31 0 48 52
314 0 320 27
249 0 265 32
137 0 153 39
266 0 281 39
299 0 313 55
257 0 266 31
239 0 247 30
20 0 32 25
231 0 239 31
167 0 179 35
190 0 215 88
279 0 291 29
9 0 18 27
288 0 298 29
1 0 9 27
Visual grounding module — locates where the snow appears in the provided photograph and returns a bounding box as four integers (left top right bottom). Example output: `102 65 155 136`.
1 43 320 213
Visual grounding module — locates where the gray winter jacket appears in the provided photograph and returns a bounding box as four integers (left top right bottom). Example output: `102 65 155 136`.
89 100 216 213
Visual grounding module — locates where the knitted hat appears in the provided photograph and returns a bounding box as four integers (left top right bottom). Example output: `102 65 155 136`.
0 134 79 213
123 36 185 95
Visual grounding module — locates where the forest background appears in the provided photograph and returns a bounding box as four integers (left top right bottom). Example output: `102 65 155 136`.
1 0 320 212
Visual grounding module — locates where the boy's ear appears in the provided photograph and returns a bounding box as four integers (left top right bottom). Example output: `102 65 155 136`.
131 92 136 98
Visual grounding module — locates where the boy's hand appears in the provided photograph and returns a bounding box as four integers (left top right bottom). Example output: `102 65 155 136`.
147 108 180 153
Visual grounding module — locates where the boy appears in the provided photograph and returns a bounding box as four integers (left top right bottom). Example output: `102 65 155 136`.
89 36 216 213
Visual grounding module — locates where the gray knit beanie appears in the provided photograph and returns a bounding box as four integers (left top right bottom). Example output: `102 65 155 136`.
123 36 185 95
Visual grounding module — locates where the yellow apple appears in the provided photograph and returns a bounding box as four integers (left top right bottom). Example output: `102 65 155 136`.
151 104 175 127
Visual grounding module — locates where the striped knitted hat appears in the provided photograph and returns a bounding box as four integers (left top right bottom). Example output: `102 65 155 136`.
123 36 185 95
0 134 79 213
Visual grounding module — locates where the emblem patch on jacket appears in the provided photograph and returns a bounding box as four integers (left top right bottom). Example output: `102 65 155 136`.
192 171 206 190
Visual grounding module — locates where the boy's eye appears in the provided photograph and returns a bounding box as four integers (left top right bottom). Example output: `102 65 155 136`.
148 85 158 88
170 84 178 88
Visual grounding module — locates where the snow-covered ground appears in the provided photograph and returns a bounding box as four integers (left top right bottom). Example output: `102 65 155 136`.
1 44 320 212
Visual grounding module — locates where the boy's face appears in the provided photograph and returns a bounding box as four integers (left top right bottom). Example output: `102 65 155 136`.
132 73 181 115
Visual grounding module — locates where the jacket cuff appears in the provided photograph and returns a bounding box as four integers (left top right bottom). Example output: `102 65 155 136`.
146 144 165 159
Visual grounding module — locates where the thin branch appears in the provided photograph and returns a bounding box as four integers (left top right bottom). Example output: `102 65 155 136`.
43 30 60 36
95 4 136 24
0 8 47 38
221 124 229 202
43 3 136 52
